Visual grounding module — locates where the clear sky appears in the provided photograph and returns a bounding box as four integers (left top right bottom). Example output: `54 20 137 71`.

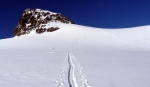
1 0 150 39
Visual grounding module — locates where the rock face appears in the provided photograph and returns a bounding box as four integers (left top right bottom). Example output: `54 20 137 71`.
14 8 74 36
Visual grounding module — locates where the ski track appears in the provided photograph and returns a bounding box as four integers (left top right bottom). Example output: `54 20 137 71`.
68 53 79 87
70 53 91 87
56 53 91 87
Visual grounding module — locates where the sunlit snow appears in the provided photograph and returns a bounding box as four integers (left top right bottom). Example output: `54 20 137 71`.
0 23 150 87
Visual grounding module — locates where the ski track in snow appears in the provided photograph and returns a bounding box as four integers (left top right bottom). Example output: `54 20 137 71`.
56 53 91 87
70 53 91 87
68 53 79 87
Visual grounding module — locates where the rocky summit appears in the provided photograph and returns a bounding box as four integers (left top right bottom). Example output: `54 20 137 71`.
14 8 74 36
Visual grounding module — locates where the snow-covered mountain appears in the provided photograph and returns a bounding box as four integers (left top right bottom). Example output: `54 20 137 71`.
1 9 150 87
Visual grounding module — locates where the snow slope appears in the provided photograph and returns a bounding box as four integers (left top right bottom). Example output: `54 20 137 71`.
0 23 150 87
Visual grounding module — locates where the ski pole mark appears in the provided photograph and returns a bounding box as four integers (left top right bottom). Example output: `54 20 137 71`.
55 55 68 87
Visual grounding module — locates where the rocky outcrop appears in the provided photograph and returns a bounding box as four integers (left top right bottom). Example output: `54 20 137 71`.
14 8 74 36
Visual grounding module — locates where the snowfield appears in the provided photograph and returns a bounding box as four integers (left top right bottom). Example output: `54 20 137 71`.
0 23 150 87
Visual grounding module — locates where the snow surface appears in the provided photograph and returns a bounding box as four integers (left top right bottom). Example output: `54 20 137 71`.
0 23 150 87
35 8 57 14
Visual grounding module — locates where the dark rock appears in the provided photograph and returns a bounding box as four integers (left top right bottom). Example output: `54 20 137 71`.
47 27 60 32
36 28 46 34
14 8 74 36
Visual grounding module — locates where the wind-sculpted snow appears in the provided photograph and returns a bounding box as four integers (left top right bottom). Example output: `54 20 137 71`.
0 23 150 87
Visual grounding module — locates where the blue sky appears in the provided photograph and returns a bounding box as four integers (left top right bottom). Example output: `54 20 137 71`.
1 0 150 39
